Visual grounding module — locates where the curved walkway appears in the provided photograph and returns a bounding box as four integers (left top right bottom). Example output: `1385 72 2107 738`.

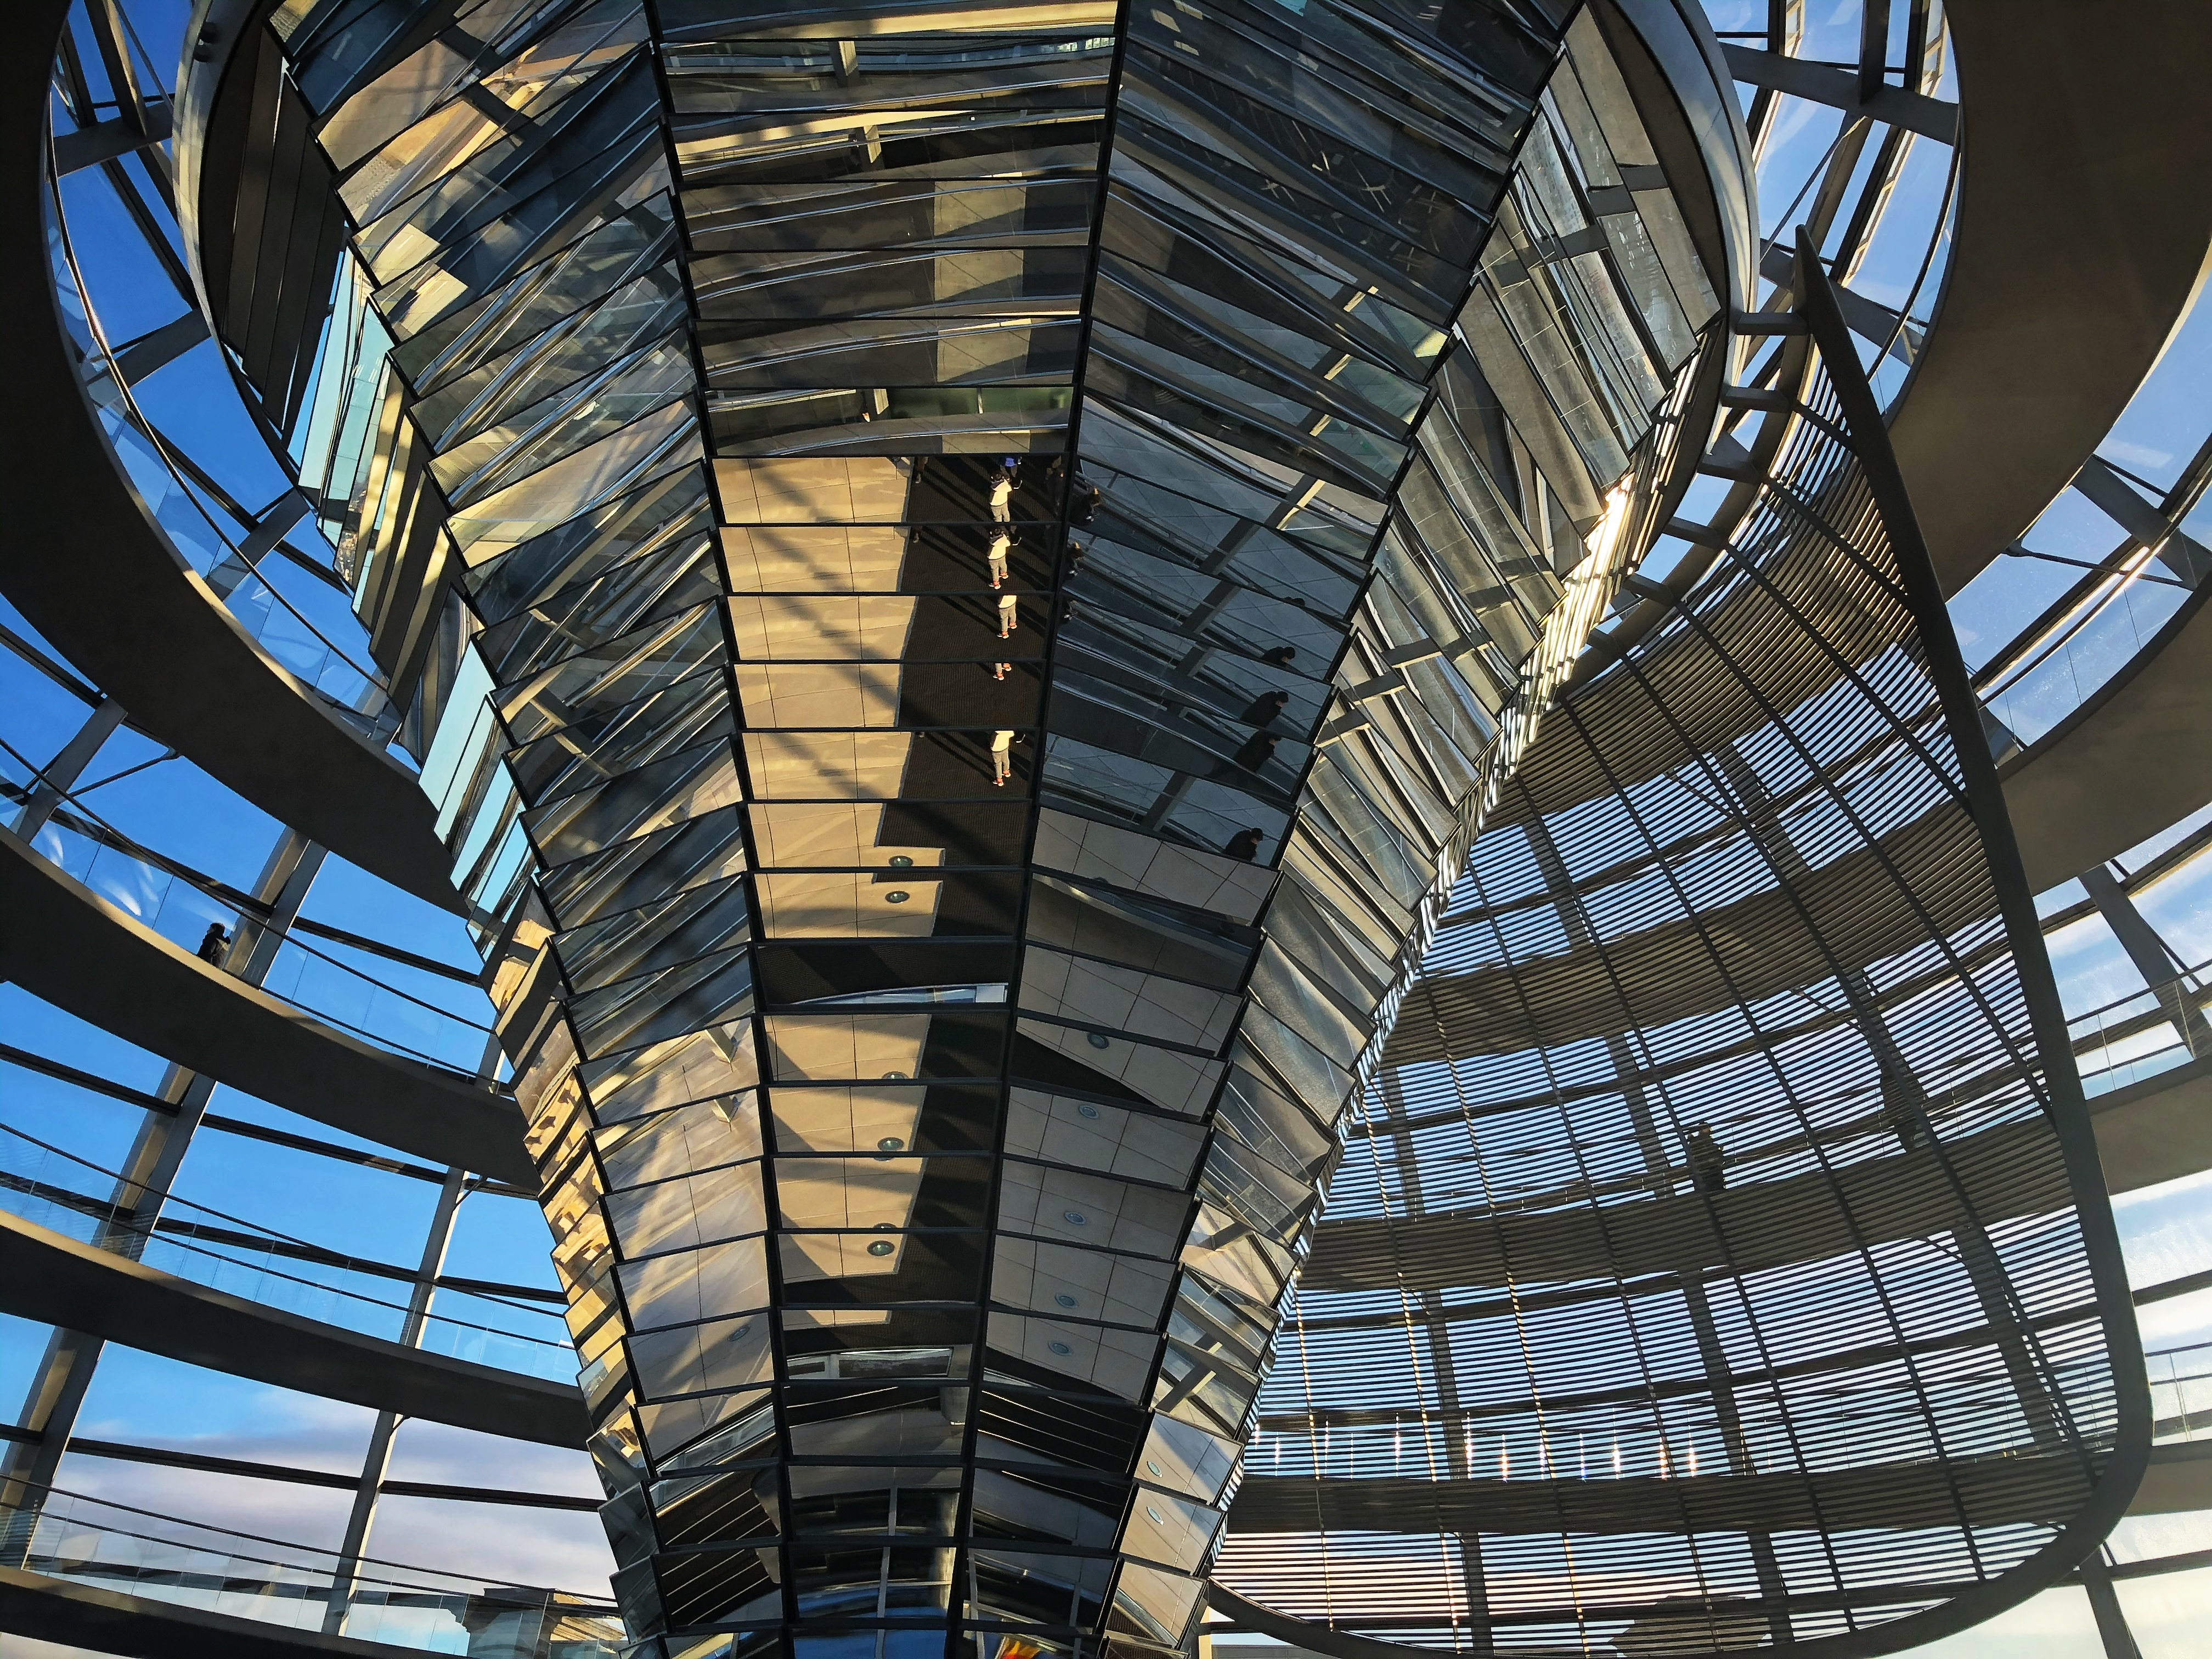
2004 583 2212 890
2134 1440 2212 1516
1487 0 2212 843
0 1566 402 1659
1224 1446 2203 1538
1891 0 2212 594
0 1211 585 1448
0 829 531 1186
1305 1118 2054 1293
1310 1056 2212 1293
2087 1054 2212 1197
1 0 457 913
1228 1446 2101 1536
1389 810 1982 1066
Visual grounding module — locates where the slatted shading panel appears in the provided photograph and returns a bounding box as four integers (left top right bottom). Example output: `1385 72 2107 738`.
1223 243 2146 1656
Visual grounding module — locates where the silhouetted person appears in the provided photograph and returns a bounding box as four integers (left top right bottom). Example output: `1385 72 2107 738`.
1071 474 1101 526
1224 827 1265 861
1261 645 1296 668
1685 1123 1726 1194
1231 731 1278 771
198 923 229 966
1241 689 1290 727
1879 1084 1928 1152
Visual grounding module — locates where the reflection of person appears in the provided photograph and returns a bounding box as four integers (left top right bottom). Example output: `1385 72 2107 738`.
1685 1123 1726 1194
1224 827 1265 861
991 728 1015 786
992 661 1011 681
1241 689 1290 727
987 531 1012 588
998 592 1018 637
1231 731 1278 771
1261 645 1296 668
198 923 229 966
1072 476 1102 526
989 471 1013 523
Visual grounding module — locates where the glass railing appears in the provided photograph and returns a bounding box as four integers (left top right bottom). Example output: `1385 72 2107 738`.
0 752 496 1077
0 1485 620 1656
44 142 394 732
1248 1353 2119 1486
2066 954 2211 1098
1980 550 2192 751
0 1122 575 1382
2148 1341 2212 1444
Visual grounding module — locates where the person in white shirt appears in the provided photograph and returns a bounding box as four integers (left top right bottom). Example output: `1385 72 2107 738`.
997 592 1018 637
989 471 1013 523
987 530 1012 588
991 728 1015 785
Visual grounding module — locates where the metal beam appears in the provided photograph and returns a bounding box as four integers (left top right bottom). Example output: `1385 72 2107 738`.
1719 43 1957 142
2070 454 2212 588
50 101 172 174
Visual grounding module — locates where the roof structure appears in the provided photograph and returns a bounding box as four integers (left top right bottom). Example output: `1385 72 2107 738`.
3 4 2211 1659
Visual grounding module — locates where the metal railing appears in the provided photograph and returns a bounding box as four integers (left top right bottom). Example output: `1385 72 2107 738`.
0 1483 620 1655
0 1125 573 1380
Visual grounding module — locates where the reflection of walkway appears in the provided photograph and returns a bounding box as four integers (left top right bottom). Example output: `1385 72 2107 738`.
0 828 529 1184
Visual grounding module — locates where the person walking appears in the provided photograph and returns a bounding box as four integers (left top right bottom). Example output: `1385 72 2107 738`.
1231 731 1278 772
990 729 1016 786
1685 1123 1726 1194
1241 689 1290 727
1071 473 1101 526
998 592 1019 638
1878 1079 1928 1152
987 530 1012 588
